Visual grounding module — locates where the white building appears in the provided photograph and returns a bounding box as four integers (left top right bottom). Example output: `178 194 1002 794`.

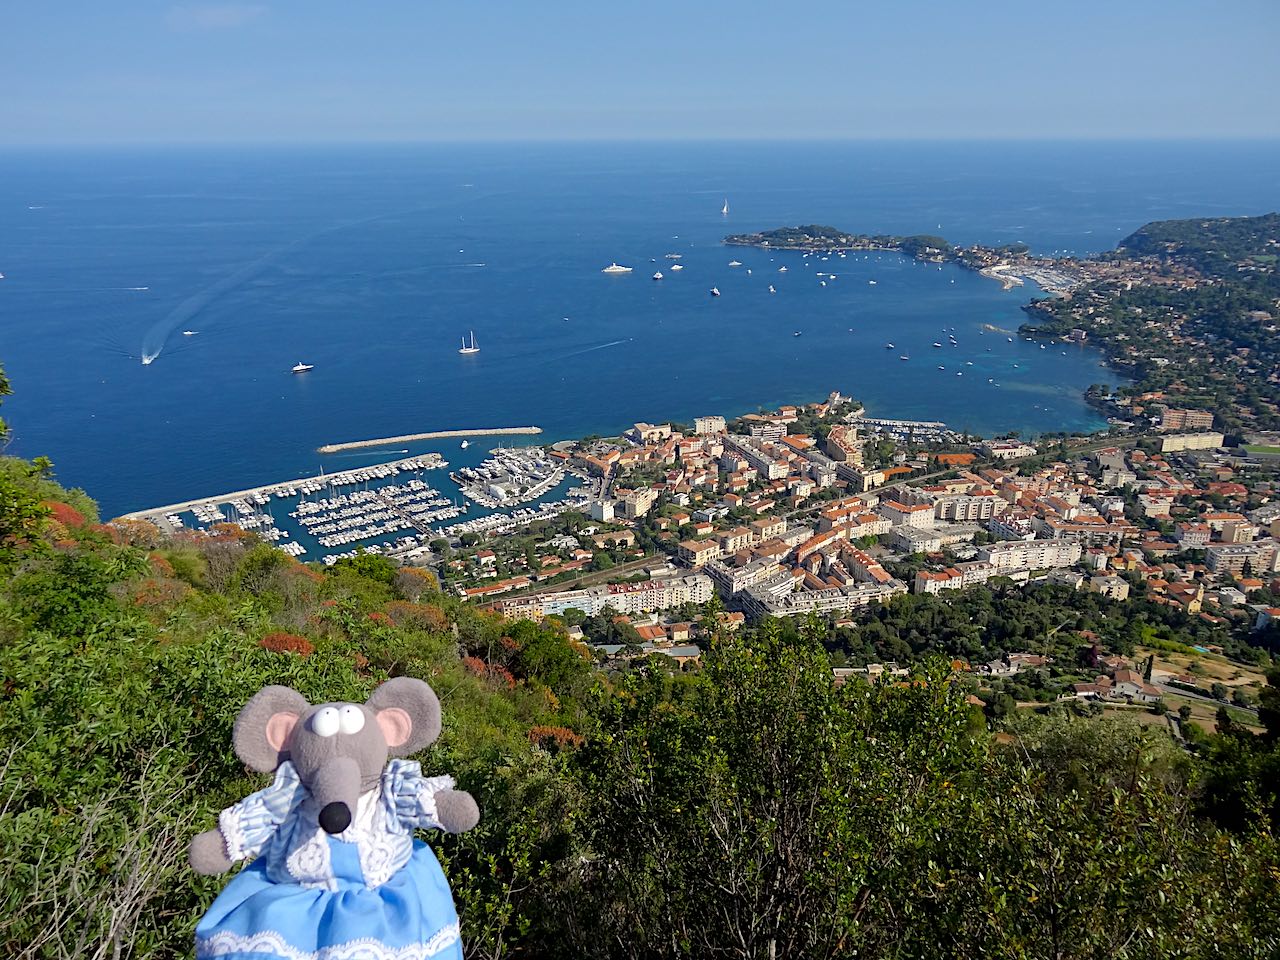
979 539 1081 571
694 415 726 436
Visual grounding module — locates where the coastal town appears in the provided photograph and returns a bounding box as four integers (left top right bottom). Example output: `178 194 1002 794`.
343 386 1270 725
114 213 1280 733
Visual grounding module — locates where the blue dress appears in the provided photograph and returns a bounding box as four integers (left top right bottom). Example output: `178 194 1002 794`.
195 760 464 960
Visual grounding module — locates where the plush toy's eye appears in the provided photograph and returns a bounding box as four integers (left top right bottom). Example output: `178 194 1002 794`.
311 707 340 738
339 705 365 735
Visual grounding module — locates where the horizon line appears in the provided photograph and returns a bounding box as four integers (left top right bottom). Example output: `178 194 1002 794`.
3 135 1280 151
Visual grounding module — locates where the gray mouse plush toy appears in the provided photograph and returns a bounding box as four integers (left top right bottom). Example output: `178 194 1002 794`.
191 677 479 960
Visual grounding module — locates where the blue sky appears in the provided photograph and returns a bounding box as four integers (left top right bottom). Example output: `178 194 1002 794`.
2 1 1277 144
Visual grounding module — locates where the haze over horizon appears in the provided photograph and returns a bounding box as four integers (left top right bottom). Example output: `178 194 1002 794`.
3 0 1278 146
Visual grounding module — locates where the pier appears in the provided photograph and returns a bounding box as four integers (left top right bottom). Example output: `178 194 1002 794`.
317 426 543 454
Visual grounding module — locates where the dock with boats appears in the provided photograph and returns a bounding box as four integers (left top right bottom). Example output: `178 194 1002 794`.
449 446 565 509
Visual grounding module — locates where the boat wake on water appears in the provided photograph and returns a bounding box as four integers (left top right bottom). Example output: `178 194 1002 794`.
555 338 633 361
138 193 497 365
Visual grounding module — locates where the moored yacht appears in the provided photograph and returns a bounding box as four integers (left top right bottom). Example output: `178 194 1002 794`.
709 287 720 297
459 331 480 355
652 271 663 280
670 263 684 271
601 262 633 274
292 362 314 373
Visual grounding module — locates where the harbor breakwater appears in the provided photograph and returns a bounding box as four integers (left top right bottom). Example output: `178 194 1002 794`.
317 426 543 454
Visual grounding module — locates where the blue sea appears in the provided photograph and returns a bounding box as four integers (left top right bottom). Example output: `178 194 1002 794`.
1 140 1277 517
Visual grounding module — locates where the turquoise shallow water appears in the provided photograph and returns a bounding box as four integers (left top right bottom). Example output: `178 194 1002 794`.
0 140 1277 515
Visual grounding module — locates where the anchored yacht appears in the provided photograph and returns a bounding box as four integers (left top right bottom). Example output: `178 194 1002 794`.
292 362 314 373
458 331 479 355
601 262 633 274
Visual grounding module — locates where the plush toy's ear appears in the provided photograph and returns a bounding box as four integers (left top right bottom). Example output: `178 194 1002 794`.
233 685 311 772
366 677 441 756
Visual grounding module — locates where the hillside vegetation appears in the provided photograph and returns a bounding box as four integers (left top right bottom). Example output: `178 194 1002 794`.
2 365 1280 959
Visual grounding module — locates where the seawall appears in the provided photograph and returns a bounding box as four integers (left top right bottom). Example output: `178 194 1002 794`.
317 426 542 454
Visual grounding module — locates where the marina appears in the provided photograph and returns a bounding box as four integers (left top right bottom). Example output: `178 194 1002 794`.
121 441 588 567
124 453 458 565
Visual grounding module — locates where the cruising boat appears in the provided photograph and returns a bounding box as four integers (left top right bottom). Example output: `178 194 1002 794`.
182 330 198 336
292 362 314 373
721 198 729 216
709 287 720 297
601 262 633 274
652 271 663 280
670 263 684 271
793 331 802 337
461 440 470 449
868 280 877 285
885 342 894 349
768 285 776 293
728 260 742 267
458 331 480 355
900 355 910 361
933 342 943 348
778 266 788 273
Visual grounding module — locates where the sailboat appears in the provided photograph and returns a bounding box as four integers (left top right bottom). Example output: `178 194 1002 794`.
721 198 729 216
458 331 480 355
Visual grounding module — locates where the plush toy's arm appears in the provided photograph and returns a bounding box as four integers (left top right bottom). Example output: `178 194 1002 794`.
434 787 480 834
190 828 235 875
393 771 479 834
188 762 307 874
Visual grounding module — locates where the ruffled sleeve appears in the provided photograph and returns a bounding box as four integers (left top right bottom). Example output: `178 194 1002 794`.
383 759 456 832
218 760 307 862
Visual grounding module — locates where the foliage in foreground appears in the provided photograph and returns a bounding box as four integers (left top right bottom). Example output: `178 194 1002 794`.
1 364 1278 957
549 625 1279 959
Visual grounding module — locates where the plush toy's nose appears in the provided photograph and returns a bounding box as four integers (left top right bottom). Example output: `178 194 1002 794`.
319 802 352 834
309 756 361 835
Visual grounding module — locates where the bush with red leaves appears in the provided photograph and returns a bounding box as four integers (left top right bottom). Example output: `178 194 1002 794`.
259 632 315 657
528 725 584 750
42 501 86 528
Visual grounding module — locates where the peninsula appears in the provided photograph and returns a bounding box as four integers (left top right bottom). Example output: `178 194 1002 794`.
724 223 1087 294
727 215 1280 436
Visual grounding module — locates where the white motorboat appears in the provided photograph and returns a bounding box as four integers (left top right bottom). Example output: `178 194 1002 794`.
182 330 198 336
728 260 742 267
709 287 720 297
670 263 684 271
292 362 314 373
652 271 663 280
601 262 633 274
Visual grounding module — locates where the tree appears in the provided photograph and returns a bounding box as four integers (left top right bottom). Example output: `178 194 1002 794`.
554 629 1280 958
1211 682 1229 702
1178 704 1193 722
